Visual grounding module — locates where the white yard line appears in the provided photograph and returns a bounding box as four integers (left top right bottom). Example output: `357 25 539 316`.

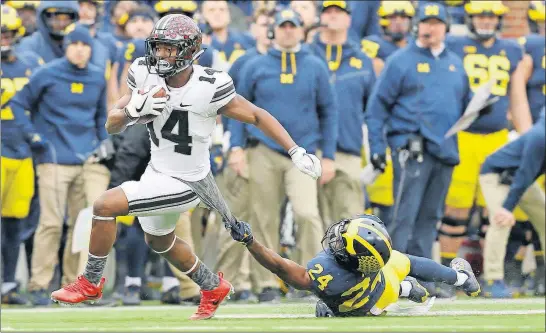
1 324 541 332
1 298 543 314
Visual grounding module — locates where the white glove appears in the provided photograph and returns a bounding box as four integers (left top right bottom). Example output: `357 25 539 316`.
124 86 167 120
289 146 322 180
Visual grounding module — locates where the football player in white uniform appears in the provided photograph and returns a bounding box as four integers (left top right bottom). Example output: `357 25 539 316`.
51 14 322 320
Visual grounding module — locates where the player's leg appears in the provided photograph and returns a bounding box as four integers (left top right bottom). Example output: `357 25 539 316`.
440 132 481 268
1 157 34 304
405 253 480 296
141 214 233 320
50 186 127 304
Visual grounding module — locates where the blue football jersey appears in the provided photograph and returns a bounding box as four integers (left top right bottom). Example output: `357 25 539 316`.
306 250 386 317
519 34 545 123
1 52 43 159
447 35 524 133
360 34 404 61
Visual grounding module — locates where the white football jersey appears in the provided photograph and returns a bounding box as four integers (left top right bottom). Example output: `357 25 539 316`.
127 57 236 181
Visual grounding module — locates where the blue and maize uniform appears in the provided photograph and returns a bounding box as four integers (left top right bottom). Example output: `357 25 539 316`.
0 52 43 218
306 250 411 316
360 35 403 62
116 38 146 81
211 30 255 66
359 35 407 209
445 35 523 210
518 34 546 123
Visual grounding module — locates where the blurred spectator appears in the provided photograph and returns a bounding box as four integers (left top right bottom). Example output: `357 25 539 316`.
480 110 545 297
112 7 157 99
214 7 273 302
17 1 79 63
0 4 44 305
201 0 255 66
440 1 533 298
424 0 466 25
5 1 39 37
366 3 470 261
309 1 375 223
108 0 139 44
234 8 337 302
361 1 415 75
348 0 381 41
519 1 545 123
154 0 198 18
291 0 319 31
360 0 415 223
9 25 110 306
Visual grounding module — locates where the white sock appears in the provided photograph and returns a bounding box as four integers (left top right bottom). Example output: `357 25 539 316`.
399 280 412 297
125 276 142 287
161 276 180 292
2 282 17 295
454 272 469 286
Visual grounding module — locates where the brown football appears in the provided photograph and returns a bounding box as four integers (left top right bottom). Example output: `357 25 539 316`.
136 86 168 124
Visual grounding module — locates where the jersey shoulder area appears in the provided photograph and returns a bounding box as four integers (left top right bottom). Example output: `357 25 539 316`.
127 56 151 90
306 251 355 296
192 65 236 115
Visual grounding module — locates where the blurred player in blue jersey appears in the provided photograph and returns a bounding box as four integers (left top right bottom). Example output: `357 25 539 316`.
440 1 534 298
230 214 480 317
0 5 45 305
5 1 40 37
361 1 415 75
519 1 545 123
201 0 255 67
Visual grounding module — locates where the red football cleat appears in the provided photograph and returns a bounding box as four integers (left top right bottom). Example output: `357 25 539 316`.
50 275 105 305
189 272 234 320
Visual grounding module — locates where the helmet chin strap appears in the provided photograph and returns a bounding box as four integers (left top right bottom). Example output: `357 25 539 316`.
166 48 207 77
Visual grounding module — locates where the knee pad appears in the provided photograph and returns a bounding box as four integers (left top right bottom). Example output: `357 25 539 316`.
438 217 468 237
146 234 178 254
93 215 115 221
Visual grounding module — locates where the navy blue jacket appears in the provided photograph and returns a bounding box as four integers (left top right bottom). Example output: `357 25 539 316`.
1 52 43 160
235 46 338 159
227 47 263 147
366 42 470 165
310 37 376 156
348 1 381 42
481 110 546 211
9 58 108 165
519 34 545 123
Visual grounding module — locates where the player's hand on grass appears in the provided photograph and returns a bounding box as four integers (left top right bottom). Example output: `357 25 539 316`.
315 300 335 317
230 220 254 246
289 146 322 180
492 207 515 227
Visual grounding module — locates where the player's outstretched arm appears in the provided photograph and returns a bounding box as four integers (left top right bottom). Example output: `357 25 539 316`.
220 94 322 179
230 221 312 291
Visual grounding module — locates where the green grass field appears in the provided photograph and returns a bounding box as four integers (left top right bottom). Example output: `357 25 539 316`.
2 298 544 332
